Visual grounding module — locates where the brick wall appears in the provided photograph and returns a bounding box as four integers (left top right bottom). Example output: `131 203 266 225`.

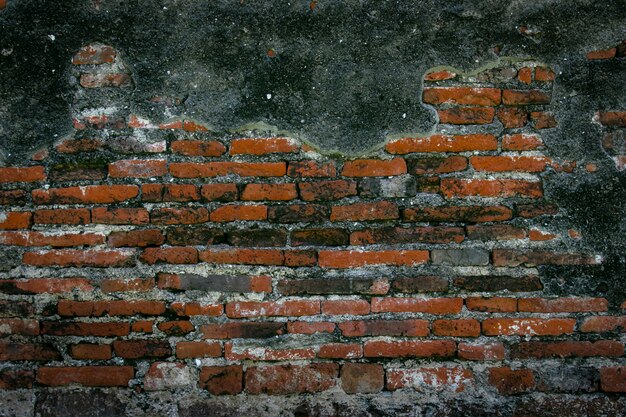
0 41 625 416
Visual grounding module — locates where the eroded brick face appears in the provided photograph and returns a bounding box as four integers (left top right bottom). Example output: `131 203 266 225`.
0 42 624 416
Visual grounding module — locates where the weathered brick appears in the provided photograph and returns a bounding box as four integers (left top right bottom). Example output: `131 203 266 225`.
298 180 357 201
441 178 543 198
37 366 134 387
33 185 138 204
23 249 136 267
517 297 608 312
502 133 543 150
318 249 429 268
200 248 284 265
70 343 112 360
140 247 198 264
92 207 149 224
386 134 497 154
33 208 91 225
0 369 35 389
408 156 468 174
371 297 462 314
330 201 399 221
158 272 271 292
431 249 489 266
58 300 165 317
351 226 464 245
359 176 417 198
0 319 39 336
364 340 456 358
453 275 542 292
72 44 116 65
144 362 193 391
0 190 27 205
141 184 200 202
458 343 505 361
210 204 267 222
470 156 549 172
176 341 222 359
341 364 384 394
0 231 103 247
600 367 626 392
245 364 338 394
433 319 481 337
171 302 223 317
392 276 449 293
530 111 558 128
287 321 336 334
438 107 495 124
225 300 320 318
113 340 172 359
0 343 60 361
341 158 406 177
241 183 298 201
492 250 600 267
466 297 517 312
287 161 336 177
278 277 388 295
200 365 243 395
0 211 31 230
318 343 363 359
157 320 194 335
339 319 429 337
291 228 350 246
488 367 535 395
497 107 528 128
200 184 238 201
502 89 551 105
482 318 576 336
227 229 287 246
387 368 474 392
322 299 370 315
0 166 46 183
170 162 286 177
166 226 225 245
41 321 130 336
80 73 132 88
268 204 328 223
422 87 501 106
581 316 626 333
0 278 92 294
466 224 526 241
403 205 512 222
225 343 315 361
108 229 164 247
108 159 167 178
201 322 284 339
150 207 209 224
510 341 624 359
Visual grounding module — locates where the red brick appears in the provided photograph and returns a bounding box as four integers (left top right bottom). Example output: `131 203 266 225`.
268 204 328 223
200 248 283 265
245 364 338 394
515 203 558 218
0 319 39 336
492 250 600 267
470 156 549 172
91 207 149 224
201 322 284 339
318 343 363 359
200 184 238 201
318 250 429 268
171 140 226 156
458 343 505 361
586 48 617 60
150 207 209 225
387 368 474 392
517 67 532 84
108 159 166 178
58 300 165 317
291 228 350 246
518 297 608 313
241 183 297 201
176 341 222 359
502 134 543 152
141 184 200 202
0 166 45 183
466 297 517 312
338 319 429 337
442 178 543 198
40 321 129 336
330 201 399 221
350 226 465 245
386 134 497 154
100 277 154 293
371 297 462 314
182 120 209 132
37 366 134 387
488 367 535 395
210 204 267 222
23 249 136 267
298 180 357 201
287 321 336 334
0 211 31 230
0 343 60 361
510 340 624 359
535 67 555 81
497 107 528 128
107 229 164 247
422 87 501 106
403 205 512 222
322 299 370 315
341 158 406 177
600 367 626 392
113 340 172 359
33 185 138 204
200 366 243 395
287 161 336 177
157 320 195 335
170 162 286 177
0 278 92 294
171 302 223 317
529 229 556 241
482 318 575 336
70 343 112 360
341 363 383 393
502 89 551 105
33 208 91 225
132 321 153 333
140 247 198 264
438 107 495 124
433 319 481 337
581 316 626 333
80 73 131 88
225 300 320 318
597 111 626 126
230 137 299 155
72 44 116 65
364 340 455 358
0 231 103 247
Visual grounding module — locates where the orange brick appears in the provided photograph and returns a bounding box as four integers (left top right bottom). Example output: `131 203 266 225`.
386 134 497 154
230 138 299 155
318 250 428 268
341 158 406 177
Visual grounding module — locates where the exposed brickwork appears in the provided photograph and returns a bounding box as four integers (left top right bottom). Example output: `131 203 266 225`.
0 45 623 415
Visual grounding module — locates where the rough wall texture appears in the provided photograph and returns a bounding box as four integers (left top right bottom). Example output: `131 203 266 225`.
1 1 625 416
